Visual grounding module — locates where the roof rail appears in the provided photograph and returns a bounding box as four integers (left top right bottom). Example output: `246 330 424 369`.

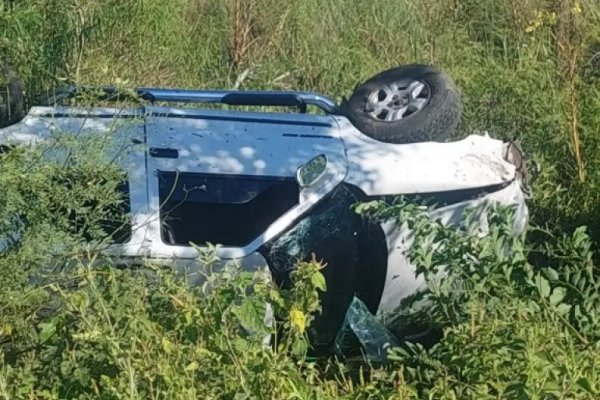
44 86 341 115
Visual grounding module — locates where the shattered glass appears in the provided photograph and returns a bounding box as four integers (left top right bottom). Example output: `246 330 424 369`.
334 296 399 362
262 185 365 353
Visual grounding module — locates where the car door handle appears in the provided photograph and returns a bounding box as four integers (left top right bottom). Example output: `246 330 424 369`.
149 147 179 158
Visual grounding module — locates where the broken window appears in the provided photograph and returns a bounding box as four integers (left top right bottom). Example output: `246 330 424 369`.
159 171 299 247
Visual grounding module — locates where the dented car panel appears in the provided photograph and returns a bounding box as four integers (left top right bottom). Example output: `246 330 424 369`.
337 116 518 196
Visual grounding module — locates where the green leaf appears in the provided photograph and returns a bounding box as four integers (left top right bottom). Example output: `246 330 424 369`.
310 271 327 292
184 361 199 372
38 322 56 343
536 274 551 298
290 337 308 357
576 377 595 394
354 200 381 215
556 304 572 315
231 298 268 335
549 287 566 306
544 267 559 281
233 337 250 352
162 337 175 354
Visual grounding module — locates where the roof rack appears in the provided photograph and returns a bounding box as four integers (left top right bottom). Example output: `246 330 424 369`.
45 86 341 115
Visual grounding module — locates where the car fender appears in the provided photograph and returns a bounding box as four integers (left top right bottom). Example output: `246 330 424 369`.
336 116 518 196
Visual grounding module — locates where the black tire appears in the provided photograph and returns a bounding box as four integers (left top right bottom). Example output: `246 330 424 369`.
341 64 461 144
0 62 25 128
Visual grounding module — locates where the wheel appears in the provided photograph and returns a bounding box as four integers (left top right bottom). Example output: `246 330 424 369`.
0 63 25 128
341 64 461 144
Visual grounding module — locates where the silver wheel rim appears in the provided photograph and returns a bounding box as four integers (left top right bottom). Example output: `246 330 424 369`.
366 79 431 121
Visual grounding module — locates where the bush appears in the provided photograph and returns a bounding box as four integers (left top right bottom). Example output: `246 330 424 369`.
360 200 600 399
0 254 330 399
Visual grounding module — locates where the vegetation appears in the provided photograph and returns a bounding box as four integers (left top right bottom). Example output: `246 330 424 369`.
1 0 600 398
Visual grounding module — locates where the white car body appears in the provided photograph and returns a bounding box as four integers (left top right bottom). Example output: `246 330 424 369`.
0 88 528 342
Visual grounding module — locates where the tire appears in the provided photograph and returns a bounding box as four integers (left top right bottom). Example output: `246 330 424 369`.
0 63 25 128
341 64 461 144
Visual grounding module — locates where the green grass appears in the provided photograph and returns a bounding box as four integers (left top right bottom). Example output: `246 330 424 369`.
1 0 600 398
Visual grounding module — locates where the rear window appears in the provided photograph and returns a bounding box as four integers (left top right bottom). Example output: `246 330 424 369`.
158 172 299 247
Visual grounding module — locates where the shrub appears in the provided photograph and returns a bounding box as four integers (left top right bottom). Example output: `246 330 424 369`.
359 199 600 399
0 252 331 399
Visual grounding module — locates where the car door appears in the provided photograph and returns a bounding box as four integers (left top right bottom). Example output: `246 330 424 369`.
144 106 348 261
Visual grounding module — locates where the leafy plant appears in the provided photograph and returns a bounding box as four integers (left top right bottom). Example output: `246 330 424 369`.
358 199 600 399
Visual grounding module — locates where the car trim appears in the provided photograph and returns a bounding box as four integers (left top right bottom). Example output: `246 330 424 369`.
43 86 341 115
365 181 512 206
146 112 333 127
36 110 334 128
37 113 140 119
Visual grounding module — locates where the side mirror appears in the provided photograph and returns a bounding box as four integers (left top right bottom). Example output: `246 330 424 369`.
296 154 327 188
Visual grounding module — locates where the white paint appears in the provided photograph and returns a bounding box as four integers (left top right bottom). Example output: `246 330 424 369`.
377 179 528 320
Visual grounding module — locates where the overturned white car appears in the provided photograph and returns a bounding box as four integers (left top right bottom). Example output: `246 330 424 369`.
0 65 528 353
